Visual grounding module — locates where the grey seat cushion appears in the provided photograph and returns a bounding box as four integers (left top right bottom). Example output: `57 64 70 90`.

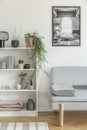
51 89 87 102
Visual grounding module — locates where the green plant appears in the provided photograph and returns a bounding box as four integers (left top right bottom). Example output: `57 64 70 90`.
18 72 27 79
25 32 47 69
19 59 24 64
30 79 33 85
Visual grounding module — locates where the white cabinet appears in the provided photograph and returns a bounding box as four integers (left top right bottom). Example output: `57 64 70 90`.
0 47 38 116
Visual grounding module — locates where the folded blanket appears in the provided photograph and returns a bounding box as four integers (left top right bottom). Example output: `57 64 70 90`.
50 84 75 96
0 100 24 108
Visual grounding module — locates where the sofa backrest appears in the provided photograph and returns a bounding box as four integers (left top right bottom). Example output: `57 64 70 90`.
51 66 87 85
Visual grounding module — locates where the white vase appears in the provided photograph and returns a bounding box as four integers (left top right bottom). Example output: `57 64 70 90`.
29 85 34 90
18 64 24 69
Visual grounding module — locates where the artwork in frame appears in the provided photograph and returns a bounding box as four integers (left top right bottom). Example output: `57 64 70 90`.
52 6 81 46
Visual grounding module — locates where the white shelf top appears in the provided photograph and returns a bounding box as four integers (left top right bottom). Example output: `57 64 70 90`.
0 68 35 71
0 89 37 92
0 47 35 50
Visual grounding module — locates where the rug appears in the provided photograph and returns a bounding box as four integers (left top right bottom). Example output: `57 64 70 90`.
0 122 49 130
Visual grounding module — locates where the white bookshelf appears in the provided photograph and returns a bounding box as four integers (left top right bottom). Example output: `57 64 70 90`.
0 46 38 117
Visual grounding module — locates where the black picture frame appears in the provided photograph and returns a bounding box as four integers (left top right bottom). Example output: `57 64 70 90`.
52 6 81 46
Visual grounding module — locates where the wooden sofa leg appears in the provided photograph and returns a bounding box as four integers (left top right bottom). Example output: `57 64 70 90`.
59 104 64 127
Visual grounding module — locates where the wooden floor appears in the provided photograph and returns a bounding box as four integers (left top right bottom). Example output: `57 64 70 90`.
0 111 87 130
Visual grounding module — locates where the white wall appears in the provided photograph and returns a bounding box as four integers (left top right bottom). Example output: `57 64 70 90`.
0 0 87 111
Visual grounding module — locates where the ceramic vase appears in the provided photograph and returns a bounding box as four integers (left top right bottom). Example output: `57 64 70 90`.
26 99 35 110
11 40 19 47
20 78 27 89
18 63 24 69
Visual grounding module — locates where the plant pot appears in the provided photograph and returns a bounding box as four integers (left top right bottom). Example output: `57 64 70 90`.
25 37 34 47
18 63 24 69
29 85 34 90
11 40 19 47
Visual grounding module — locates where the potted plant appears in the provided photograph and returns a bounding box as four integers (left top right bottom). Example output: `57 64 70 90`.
29 79 34 90
18 59 24 69
25 33 34 47
25 32 47 70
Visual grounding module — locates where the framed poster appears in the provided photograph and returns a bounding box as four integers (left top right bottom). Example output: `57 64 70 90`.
52 6 81 46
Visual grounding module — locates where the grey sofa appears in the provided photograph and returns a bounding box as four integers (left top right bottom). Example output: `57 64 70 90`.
50 66 87 126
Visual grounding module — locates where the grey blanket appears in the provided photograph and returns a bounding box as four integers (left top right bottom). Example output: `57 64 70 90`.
50 84 75 96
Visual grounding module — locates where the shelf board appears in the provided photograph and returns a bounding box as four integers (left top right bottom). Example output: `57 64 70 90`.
0 110 38 116
0 47 35 50
0 89 37 92
0 68 35 71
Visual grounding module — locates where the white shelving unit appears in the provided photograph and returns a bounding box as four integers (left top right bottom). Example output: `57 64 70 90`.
0 46 38 117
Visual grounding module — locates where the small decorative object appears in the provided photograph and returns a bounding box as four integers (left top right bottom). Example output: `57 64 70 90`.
16 84 21 89
1 86 10 89
29 79 34 90
5 86 10 89
24 64 30 69
6 56 15 69
0 60 6 69
11 40 19 47
10 27 20 48
0 31 9 47
1 61 6 69
52 6 80 46
1 86 4 89
26 99 35 110
18 59 24 69
18 72 28 89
